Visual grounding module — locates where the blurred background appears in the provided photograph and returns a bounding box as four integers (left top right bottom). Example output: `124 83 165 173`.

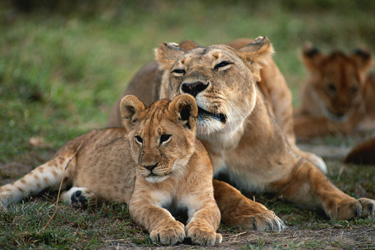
0 0 374 162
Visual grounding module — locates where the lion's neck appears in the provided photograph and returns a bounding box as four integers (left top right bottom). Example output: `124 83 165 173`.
198 122 246 154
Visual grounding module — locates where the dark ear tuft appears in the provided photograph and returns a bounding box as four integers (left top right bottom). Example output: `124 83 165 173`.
169 94 198 131
304 47 320 58
353 48 371 61
180 105 191 121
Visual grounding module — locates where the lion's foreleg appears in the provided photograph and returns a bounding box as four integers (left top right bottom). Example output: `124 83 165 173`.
129 189 185 245
213 180 284 231
185 194 222 245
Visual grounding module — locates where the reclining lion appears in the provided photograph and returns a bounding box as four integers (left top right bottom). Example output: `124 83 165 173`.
107 37 375 230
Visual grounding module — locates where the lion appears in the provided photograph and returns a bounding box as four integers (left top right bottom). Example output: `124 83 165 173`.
294 44 375 138
107 37 375 229
344 136 375 165
0 94 222 246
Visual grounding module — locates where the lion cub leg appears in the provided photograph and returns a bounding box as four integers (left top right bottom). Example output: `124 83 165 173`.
273 160 375 220
0 155 75 212
213 180 285 231
129 188 185 246
184 186 222 245
61 187 96 210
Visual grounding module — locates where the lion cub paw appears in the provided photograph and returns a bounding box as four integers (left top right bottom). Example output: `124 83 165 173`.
150 220 185 245
237 210 285 232
331 198 375 220
186 222 222 246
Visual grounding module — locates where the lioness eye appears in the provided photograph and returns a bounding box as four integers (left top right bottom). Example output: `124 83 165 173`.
214 61 232 71
135 135 143 144
171 69 186 76
160 134 171 144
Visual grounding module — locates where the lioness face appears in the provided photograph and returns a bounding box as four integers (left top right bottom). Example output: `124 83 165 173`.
120 95 197 183
302 46 373 121
157 37 273 137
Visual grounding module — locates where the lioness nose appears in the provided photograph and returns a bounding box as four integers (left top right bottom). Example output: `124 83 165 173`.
144 163 158 171
181 81 209 97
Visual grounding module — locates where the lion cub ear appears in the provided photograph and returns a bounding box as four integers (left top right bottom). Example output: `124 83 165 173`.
239 36 274 81
301 43 324 71
351 48 373 81
120 95 147 131
155 42 185 70
169 94 198 131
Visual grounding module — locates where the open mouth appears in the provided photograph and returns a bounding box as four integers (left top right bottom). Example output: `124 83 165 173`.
198 107 226 123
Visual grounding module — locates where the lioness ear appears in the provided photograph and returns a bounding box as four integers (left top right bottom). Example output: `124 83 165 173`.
351 48 373 81
169 94 198 130
155 42 185 70
120 95 146 131
179 40 201 52
301 43 323 71
239 36 274 81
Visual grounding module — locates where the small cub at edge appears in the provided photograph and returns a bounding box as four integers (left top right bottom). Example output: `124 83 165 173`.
0 94 222 246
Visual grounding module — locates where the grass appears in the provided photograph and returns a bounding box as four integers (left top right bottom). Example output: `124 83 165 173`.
0 0 374 249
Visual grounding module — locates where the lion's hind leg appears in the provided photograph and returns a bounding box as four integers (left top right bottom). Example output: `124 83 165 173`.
61 186 96 210
0 154 76 212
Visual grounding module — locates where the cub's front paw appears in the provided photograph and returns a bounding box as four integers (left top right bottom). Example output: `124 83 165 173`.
235 210 285 232
186 222 222 246
328 198 375 220
150 220 185 245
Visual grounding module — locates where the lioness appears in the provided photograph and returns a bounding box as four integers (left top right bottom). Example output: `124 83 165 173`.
108 37 375 229
294 44 375 138
0 95 222 246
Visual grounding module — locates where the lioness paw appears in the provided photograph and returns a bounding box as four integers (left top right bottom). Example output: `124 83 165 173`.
236 210 285 232
359 198 375 217
186 222 222 246
150 220 185 245
329 198 375 220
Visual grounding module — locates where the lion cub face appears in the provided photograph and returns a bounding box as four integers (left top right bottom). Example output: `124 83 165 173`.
156 37 274 137
302 45 373 121
120 94 198 183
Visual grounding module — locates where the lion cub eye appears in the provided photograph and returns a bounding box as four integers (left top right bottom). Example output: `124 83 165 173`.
326 83 337 95
135 135 143 144
171 69 186 77
160 134 171 144
214 61 233 71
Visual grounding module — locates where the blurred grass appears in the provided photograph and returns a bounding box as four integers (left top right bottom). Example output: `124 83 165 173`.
1 0 374 162
0 1 374 248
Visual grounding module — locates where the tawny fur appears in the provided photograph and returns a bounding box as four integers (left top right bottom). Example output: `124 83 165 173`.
107 37 375 229
294 45 375 138
0 95 222 246
344 137 375 165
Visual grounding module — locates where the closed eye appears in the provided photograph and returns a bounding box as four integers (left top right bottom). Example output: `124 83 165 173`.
160 134 171 144
214 61 233 71
171 69 186 76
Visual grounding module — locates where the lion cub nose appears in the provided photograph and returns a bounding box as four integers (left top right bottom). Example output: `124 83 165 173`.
143 163 158 171
181 81 209 97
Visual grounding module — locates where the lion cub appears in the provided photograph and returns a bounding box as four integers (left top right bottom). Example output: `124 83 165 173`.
294 44 374 138
0 94 222 246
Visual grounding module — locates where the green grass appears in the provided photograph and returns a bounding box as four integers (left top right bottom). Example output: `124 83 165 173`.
0 0 374 249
